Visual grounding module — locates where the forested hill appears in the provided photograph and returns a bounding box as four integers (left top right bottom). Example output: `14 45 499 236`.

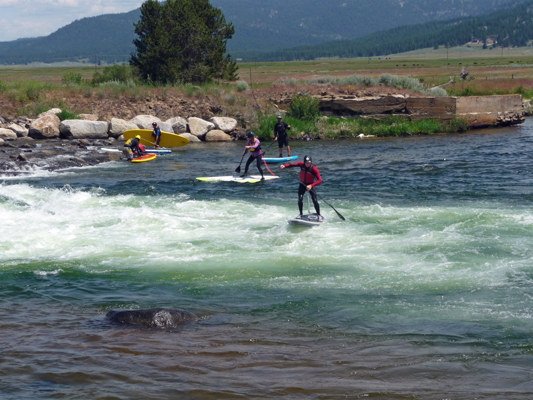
243 0 533 62
214 0 529 54
0 9 140 65
0 0 529 65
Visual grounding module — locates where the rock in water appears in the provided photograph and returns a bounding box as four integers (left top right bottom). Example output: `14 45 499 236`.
106 308 198 328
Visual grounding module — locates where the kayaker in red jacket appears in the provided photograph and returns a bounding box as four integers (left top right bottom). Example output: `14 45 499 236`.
280 155 322 216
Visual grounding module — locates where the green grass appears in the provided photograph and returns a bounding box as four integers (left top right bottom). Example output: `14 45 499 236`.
255 115 469 139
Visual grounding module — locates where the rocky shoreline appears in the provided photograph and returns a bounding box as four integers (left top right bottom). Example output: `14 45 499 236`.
0 109 245 174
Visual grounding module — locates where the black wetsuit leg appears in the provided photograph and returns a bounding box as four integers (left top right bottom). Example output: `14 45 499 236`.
298 185 320 215
310 187 320 215
244 155 254 175
297 184 306 215
255 156 264 177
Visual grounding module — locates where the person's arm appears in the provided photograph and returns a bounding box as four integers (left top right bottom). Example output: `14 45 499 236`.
309 166 322 188
285 122 291 130
280 162 301 169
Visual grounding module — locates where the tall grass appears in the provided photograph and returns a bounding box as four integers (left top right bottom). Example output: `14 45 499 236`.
309 73 447 96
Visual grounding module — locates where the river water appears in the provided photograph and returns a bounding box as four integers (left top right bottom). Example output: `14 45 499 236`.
2 119 533 399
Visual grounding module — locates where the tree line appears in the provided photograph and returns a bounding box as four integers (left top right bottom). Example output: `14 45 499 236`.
236 0 533 62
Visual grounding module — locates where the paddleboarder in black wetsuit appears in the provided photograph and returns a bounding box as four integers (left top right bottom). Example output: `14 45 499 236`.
274 115 291 158
241 132 264 180
281 155 322 217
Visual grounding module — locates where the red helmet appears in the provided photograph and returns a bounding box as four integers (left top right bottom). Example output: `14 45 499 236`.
152 122 158 126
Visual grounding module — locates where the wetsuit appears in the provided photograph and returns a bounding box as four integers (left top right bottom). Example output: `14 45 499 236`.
283 161 322 215
152 127 161 147
128 138 146 158
274 121 291 155
243 137 264 178
123 139 134 160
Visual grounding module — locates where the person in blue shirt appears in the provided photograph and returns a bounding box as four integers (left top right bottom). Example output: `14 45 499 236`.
152 122 162 149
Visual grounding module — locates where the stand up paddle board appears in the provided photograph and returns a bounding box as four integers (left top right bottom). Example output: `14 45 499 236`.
288 213 325 227
197 175 279 183
131 153 157 163
263 155 298 163
101 147 172 154
123 129 189 148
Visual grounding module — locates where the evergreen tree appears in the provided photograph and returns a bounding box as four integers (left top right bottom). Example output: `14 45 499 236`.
130 0 237 84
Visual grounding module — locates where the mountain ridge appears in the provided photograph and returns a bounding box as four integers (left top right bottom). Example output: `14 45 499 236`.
0 0 529 65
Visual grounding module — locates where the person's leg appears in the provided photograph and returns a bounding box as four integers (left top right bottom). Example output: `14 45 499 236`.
287 145 291 157
242 155 254 176
256 156 264 179
279 143 283 158
297 185 306 216
310 188 321 215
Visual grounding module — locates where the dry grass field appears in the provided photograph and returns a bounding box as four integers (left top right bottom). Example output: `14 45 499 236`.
0 45 532 123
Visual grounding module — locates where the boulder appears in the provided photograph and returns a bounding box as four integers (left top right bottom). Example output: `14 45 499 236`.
29 114 61 139
106 308 198 328
209 117 237 133
108 118 138 138
38 108 62 118
205 129 232 142
0 138 3 146
7 123 29 137
166 116 188 134
130 115 161 129
178 133 201 143
188 117 214 139
79 114 99 121
157 121 174 133
0 128 18 141
59 120 109 139
130 115 174 133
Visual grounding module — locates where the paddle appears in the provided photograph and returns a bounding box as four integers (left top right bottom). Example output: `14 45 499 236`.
282 167 346 221
235 154 245 173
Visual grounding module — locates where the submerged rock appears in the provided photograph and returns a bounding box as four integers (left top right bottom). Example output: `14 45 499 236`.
106 308 198 328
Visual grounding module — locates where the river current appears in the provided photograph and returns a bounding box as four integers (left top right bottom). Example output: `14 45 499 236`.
2 119 533 399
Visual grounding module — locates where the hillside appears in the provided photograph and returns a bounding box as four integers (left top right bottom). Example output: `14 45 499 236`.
244 0 533 61
0 0 529 65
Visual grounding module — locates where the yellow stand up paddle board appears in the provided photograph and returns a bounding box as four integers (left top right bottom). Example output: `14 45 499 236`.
124 129 189 148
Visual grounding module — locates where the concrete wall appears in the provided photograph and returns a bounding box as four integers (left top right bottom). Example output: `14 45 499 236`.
317 94 524 128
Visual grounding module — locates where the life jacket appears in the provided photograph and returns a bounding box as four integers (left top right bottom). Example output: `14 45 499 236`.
299 163 318 184
249 139 262 155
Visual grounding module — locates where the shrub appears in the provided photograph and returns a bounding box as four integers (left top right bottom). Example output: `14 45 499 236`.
237 81 249 91
57 109 80 121
62 71 83 86
92 65 134 85
287 94 320 121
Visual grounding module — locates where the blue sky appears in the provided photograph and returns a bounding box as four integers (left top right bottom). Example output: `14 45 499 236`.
0 0 144 42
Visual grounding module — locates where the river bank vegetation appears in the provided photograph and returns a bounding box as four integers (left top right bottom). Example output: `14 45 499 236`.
0 54 530 138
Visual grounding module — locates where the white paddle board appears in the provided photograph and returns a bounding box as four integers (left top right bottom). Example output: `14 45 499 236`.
101 147 172 154
288 213 325 226
197 175 279 183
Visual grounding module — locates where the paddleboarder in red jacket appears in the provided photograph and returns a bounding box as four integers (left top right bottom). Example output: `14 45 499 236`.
281 155 322 216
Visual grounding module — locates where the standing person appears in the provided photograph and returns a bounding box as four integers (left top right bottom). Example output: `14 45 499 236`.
273 115 291 158
241 132 264 180
280 155 322 217
152 122 162 149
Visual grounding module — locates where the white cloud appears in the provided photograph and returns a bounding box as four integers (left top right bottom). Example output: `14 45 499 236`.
0 0 144 41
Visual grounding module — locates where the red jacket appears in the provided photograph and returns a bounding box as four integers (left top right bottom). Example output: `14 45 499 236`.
283 161 322 187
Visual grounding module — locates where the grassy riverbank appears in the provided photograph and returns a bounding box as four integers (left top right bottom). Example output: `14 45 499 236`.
0 51 529 138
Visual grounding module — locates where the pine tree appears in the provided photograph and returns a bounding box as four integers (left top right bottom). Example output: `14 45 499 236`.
130 0 237 84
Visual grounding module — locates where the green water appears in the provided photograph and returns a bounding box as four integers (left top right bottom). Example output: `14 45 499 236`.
1 122 533 399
